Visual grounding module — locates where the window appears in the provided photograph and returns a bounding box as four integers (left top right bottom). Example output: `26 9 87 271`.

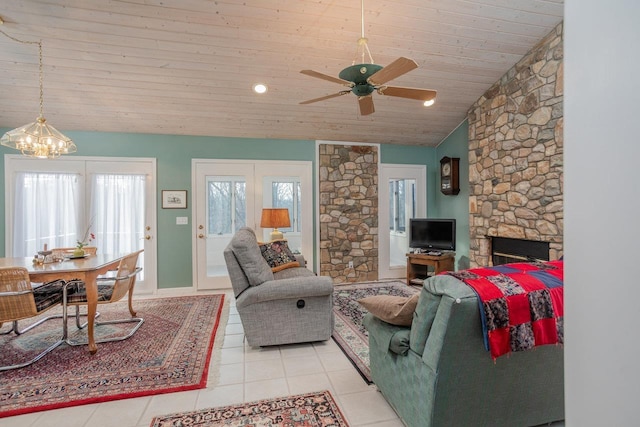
270 180 301 233
90 174 147 255
5 155 157 294
207 177 246 235
11 171 148 260
13 172 81 256
389 179 416 234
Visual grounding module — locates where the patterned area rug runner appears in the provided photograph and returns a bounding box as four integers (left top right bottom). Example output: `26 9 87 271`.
150 390 349 427
0 294 226 418
332 281 419 384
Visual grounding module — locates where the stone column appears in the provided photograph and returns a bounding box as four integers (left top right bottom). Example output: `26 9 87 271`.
318 144 378 282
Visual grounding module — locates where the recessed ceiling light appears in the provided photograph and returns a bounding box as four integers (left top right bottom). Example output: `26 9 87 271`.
253 83 268 94
423 99 435 107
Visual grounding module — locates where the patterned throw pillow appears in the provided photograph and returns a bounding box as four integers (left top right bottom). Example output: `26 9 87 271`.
259 240 300 272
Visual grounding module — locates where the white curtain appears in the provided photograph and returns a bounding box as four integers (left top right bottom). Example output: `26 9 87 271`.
13 172 81 256
90 174 146 256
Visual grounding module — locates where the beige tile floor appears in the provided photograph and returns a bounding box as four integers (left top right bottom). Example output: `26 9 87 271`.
0 292 566 427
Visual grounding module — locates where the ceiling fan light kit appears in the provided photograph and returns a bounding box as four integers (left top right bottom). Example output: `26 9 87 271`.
299 0 437 115
338 64 382 97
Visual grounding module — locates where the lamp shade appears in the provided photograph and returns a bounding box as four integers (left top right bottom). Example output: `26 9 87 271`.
260 208 291 228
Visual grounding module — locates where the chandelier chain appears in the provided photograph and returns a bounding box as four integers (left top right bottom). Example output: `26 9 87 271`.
0 29 44 117
0 28 39 46
38 42 44 118
0 26 76 158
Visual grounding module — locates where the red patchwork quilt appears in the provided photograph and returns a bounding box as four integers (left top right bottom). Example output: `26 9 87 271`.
446 260 564 359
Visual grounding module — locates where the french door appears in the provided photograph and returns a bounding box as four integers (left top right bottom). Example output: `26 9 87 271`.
378 164 427 279
4 155 157 294
192 159 312 290
193 161 255 290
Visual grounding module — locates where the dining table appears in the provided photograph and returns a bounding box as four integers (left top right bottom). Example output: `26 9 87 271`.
0 252 131 354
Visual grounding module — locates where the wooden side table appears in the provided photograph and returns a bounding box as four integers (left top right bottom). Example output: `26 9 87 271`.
406 252 455 285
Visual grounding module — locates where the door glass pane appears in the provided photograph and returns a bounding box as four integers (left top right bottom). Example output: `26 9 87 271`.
234 181 246 232
206 176 246 277
208 181 231 235
272 181 294 232
397 180 406 232
296 181 301 233
90 174 146 278
389 181 394 231
389 178 416 267
207 178 246 235
263 177 302 252
13 172 80 256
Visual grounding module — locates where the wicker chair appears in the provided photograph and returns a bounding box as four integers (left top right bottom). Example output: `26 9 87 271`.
51 246 98 256
0 267 66 371
62 250 144 345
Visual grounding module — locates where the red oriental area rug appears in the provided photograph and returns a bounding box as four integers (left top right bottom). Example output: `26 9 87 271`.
0 294 226 418
149 390 350 427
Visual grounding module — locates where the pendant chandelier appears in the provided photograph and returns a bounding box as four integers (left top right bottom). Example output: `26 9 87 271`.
0 24 76 159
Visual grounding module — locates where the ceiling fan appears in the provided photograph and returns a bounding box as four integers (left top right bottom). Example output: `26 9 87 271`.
299 0 437 115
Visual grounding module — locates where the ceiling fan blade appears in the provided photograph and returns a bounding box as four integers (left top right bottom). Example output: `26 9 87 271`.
300 70 352 86
299 91 350 105
367 57 418 86
378 86 437 102
358 95 375 115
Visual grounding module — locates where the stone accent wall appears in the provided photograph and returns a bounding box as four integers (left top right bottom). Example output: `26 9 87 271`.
318 144 378 283
467 22 564 267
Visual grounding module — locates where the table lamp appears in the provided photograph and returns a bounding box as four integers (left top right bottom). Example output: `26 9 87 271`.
260 208 291 241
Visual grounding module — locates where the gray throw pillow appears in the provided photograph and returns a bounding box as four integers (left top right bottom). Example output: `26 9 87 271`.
230 227 274 286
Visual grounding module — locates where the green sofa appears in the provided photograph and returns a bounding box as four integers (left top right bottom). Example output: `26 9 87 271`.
363 273 564 427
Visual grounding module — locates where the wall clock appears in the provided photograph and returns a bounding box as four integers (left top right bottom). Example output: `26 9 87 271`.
440 156 460 195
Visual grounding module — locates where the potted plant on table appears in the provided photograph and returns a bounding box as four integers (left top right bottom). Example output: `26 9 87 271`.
75 224 95 257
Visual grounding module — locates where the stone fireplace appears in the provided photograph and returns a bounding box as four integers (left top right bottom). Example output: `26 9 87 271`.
467 23 564 267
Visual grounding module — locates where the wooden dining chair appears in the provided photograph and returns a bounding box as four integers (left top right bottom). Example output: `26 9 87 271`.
62 250 144 345
0 267 66 371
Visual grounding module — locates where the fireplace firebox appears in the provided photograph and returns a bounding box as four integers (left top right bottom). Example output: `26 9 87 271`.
491 237 550 266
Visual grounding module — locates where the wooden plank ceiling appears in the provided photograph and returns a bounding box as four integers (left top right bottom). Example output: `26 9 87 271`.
0 0 563 147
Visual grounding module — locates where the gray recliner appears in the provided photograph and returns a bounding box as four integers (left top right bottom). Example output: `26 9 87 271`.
223 227 334 347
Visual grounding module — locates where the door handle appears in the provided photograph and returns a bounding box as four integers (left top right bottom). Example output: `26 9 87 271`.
198 234 205 239
144 235 152 240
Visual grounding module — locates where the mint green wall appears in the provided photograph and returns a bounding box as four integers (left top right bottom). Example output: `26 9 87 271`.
380 143 438 215
0 130 433 288
433 120 470 270
380 126 470 271
0 130 318 288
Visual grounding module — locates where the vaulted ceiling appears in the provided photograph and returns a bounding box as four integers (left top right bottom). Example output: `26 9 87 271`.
0 0 563 146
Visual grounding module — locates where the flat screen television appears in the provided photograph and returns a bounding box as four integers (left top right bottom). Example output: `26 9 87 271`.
409 218 456 251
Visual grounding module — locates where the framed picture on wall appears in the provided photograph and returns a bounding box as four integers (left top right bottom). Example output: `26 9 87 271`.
162 190 187 209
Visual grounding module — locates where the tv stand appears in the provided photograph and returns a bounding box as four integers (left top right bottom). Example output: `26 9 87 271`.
406 252 455 285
